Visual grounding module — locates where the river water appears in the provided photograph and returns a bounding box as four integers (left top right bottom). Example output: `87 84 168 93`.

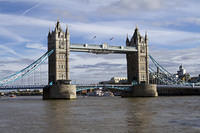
0 96 200 133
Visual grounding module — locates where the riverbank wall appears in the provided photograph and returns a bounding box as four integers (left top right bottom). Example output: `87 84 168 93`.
157 85 200 96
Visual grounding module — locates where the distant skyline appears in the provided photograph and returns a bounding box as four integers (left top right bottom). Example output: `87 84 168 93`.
0 0 200 83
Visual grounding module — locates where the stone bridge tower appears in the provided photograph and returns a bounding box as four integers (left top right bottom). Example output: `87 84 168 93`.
43 20 76 100
48 21 70 84
126 27 149 84
125 27 157 97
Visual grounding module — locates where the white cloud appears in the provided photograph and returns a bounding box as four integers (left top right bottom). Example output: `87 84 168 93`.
71 21 200 48
150 46 200 76
0 27 28 42
0 45 22 57
183 17 200 25
69 53 127 83
148 29 200 46
96 0 168 16
25 43 46 50
0 12 199 48
0 13 54 27
108 0 162 12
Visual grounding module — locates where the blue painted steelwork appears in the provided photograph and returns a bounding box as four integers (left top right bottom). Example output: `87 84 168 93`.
0 85 46 90
0 50 54 86
149 55 183 85
149 55 172 76
1 49 198 91
149 55 197 86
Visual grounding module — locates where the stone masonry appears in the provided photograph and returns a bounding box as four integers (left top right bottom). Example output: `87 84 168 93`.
126 27 149 84
43 20 76 99
48 21 70 84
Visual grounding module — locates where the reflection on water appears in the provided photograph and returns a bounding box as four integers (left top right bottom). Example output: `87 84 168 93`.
0 96 200 133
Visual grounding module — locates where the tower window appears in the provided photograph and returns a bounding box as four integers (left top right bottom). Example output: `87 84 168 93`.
141 74 146 81
140 47 145 53
59 41 65 49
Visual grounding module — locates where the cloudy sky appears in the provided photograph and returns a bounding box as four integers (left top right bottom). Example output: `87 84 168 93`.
0 0 200 84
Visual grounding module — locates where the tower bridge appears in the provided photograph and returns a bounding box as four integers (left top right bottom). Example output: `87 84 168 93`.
1 20 200 97
43 20 157 99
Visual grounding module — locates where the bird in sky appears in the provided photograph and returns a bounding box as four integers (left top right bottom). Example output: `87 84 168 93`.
92 36 96 39
110 37 114 41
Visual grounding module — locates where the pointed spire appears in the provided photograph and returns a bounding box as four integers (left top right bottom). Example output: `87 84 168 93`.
126 34 130 46
131 25 140 42
55 19 61 31
56 18 60 26
56 21 59 28
135 24 138 30
65 25 70 40
65 24 69 35
134 25 139 33
145 31 148 42
126 33 129 43
48 26 51 37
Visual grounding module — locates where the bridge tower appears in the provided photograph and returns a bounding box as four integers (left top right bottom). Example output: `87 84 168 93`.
126 27 149 84
125 27 157 97
43 20 76 100
48 21 70 84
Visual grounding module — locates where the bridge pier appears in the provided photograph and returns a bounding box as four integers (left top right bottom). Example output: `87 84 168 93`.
131 84 158 97
122 83 158 97
43 80 76 100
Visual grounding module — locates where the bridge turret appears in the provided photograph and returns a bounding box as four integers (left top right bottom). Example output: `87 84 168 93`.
65 25 70 81
126 34 130 46
145 32 148 43
54 20 65 40
65 25 69 34
55 20 62 31
130 26 140 46
48 27 51 38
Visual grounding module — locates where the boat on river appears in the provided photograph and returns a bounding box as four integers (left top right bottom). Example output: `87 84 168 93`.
9 94 16 98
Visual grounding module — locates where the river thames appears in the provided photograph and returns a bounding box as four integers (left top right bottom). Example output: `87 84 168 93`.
0 96 199 133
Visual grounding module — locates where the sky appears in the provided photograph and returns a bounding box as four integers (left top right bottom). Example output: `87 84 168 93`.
0 0 200 84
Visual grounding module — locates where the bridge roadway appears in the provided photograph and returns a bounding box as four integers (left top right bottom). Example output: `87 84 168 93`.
70 43 137 54
1 84 200 90
1 84 200 96
0 84 132 91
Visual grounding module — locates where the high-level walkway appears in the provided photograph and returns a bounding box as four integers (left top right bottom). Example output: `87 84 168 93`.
70 43 137 54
